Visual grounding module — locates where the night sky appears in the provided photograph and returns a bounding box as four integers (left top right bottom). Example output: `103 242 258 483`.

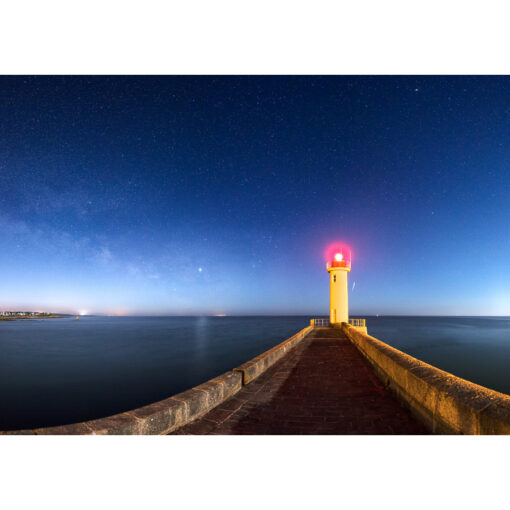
2 76 510 316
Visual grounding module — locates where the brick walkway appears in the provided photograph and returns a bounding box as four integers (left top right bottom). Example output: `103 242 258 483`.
173 328 428 434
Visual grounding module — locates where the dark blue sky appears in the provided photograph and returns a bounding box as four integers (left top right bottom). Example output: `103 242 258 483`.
2 76 510 315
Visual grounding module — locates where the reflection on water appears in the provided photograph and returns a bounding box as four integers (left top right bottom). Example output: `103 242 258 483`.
1 315 510 430
193 316 210 361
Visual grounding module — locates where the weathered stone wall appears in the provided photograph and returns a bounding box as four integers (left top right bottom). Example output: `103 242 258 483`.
342 323 510 434
233 325 313 384
3 325 313 435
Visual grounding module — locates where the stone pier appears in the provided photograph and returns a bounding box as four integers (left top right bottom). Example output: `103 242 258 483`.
6 323 510 435
173 328 427 434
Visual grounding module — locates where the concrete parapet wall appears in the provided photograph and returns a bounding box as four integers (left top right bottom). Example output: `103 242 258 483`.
342 323 510 434
233 325 313 384
3 325 312 435
5 370 243 435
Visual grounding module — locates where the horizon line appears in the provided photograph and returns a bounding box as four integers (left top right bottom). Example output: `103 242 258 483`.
29 313 510 318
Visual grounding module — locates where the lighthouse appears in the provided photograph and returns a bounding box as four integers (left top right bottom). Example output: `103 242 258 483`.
326 247 351 325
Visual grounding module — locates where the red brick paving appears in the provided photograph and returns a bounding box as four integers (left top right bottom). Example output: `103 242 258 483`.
173 328 428 434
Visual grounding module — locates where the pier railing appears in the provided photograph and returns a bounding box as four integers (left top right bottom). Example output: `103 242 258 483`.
310 318 366 328
310 318 329 327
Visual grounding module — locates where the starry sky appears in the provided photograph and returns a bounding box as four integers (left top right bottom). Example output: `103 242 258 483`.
2 76 510 316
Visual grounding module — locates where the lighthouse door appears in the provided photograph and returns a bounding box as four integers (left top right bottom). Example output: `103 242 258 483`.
333 309 336 323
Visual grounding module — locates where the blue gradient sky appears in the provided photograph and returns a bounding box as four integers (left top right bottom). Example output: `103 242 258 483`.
2 76 510 315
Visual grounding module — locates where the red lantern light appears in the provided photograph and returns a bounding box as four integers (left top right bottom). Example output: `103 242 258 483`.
325 242 352 269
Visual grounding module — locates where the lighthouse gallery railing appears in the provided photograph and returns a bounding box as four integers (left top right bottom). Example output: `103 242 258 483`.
310 318 366 328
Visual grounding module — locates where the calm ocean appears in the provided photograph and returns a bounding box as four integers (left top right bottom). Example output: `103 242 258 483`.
1 315 510 430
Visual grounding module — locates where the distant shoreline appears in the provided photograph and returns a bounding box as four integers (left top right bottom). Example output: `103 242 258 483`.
0 314 64 321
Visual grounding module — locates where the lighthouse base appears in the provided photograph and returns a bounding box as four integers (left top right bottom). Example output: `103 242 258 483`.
312 319 367 335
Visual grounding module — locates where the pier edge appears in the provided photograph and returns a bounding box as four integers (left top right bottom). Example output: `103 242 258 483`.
342 322 510 434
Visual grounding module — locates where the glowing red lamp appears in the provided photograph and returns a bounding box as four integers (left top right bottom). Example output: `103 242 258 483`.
325 243 352 270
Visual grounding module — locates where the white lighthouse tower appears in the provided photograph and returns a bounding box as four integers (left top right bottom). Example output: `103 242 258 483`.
326 248 351 325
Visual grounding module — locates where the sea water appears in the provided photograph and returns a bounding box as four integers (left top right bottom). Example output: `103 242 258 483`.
0 316 310 429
